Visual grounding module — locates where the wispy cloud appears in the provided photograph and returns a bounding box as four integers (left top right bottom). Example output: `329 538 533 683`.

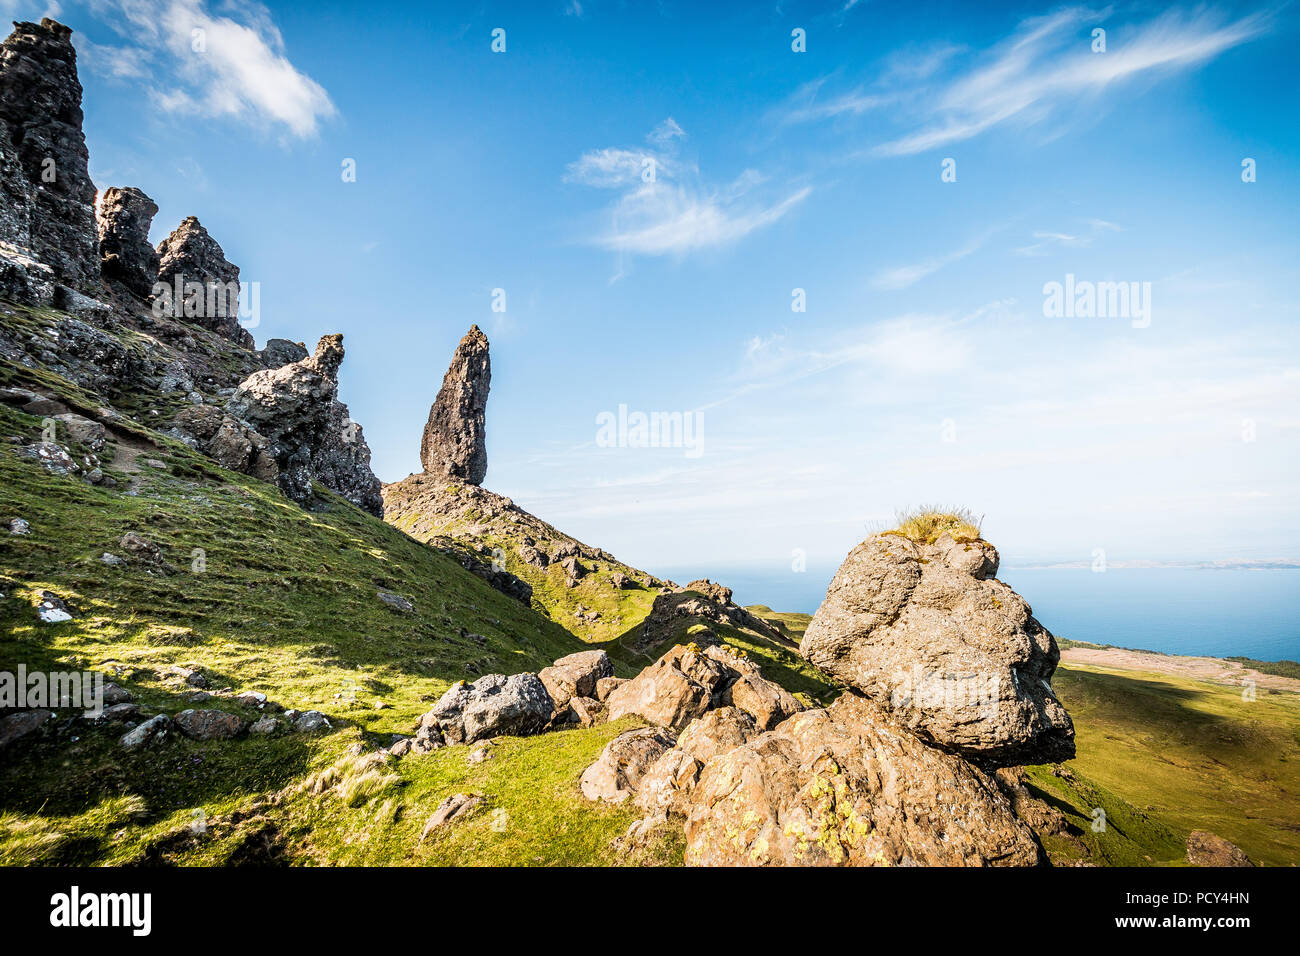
781 6 1270 157
568 119 810 260
1015 217 1121 256
876 5 1270 156
83 0 335 138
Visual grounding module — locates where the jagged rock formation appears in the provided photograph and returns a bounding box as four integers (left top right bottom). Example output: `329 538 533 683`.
154 216 253 349
637 579 787 651
0 19 99 294
225 335 383 515
801 532 1075 767
421 324 489 483
96 187 159 298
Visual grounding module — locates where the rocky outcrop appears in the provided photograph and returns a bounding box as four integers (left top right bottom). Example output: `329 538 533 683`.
97 187 159 298
0 20 100 294
580 727 676 803
154 216 253 349
421 325 489 484
539 650 613 713
682 692 1042 866
637 579 786 651
1186 830 1253 867
800 532 1074 767
225 335 383 515
171 404 279 482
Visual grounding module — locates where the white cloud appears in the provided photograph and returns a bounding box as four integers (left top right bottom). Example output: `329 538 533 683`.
871 232 993 290
1015 217 1122 256
85 0 335 138
569 119 810 259
875 6 1269 156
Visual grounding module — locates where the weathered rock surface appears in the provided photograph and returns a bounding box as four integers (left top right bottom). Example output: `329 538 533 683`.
637 579 786 651
1186 830 1253 867
225 334 383 515
0 20 99 292
421 325 489 484
173 708 247 740
420 793 483 840
423 672 553 745
683 692 1043 866
539 650 613 712
120 714 170 750
801 533 1074 767
154 216 252 348
580 727 676 803
0 708 53 748
605 643 802 732
633 707 760 817
97 186 159 297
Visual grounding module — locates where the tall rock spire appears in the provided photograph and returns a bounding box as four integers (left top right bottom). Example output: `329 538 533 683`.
0 19 99 291
421 325 490 485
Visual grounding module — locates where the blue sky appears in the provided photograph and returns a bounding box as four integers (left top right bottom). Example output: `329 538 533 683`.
7 0 1299 575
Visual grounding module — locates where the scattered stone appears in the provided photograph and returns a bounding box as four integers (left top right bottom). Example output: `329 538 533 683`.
376 591 414 613
800 532 1074 767
249 716 279 736
467 744 494 765
120 714 170 750
19 441 77 476
421 325 490 484
419 793 483 841
580 727 676 803
173 709 247 740
98 703 141 722
102 683 132 706
0 709 53 748
100 552 125 566
1186 830 1253 867
8 517 29 535
36 590 73 623
292 710 331 734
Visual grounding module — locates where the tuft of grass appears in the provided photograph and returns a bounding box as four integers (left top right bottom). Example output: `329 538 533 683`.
882 506 982 545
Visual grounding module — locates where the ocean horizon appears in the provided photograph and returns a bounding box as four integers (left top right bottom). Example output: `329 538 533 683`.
658 565 1300 663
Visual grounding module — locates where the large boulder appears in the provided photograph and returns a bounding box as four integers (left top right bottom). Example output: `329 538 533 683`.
225 334 383 515
579 727 676 803
605 643 802 732
683 693 1043 867
96 186 159 298
421 324 490 484
633 707 759 817
423 672 553 745
0 20 100 292
154 216 253 348
800 533 1074 767
539 650 613 712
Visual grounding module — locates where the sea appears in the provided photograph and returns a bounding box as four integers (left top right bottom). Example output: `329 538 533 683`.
657 565 1300 663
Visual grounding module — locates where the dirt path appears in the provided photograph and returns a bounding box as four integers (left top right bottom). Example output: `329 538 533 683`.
1060 646 1300 693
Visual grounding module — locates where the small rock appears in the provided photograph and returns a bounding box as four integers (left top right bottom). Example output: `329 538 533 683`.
249 716 279 736
419 793 483 841
376 591 414 612
8 518 30 536
100 552 125 565
467 744 494 765
120 714 171 750
293 710 332 734
0 709 54 748
36 591 73 624
173 709 247 740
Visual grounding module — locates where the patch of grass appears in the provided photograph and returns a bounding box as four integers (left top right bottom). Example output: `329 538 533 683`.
1042 662 1300 866
882 506 982 545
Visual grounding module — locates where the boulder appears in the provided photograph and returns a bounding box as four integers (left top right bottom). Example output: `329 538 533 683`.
683 693 1043 867
96 186 159 297
1186 830 1253 867
580 727 676 803
605 645 730 731
594 676 625 702
420 793 483 841
634 748 701 816
256 338 308 369
800 533 1074 767
424 673 553 745
538 650 613 711
676 706 758 763
292 710 331 734
51 412 104 452
173 709 247 740
421 325 490 484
